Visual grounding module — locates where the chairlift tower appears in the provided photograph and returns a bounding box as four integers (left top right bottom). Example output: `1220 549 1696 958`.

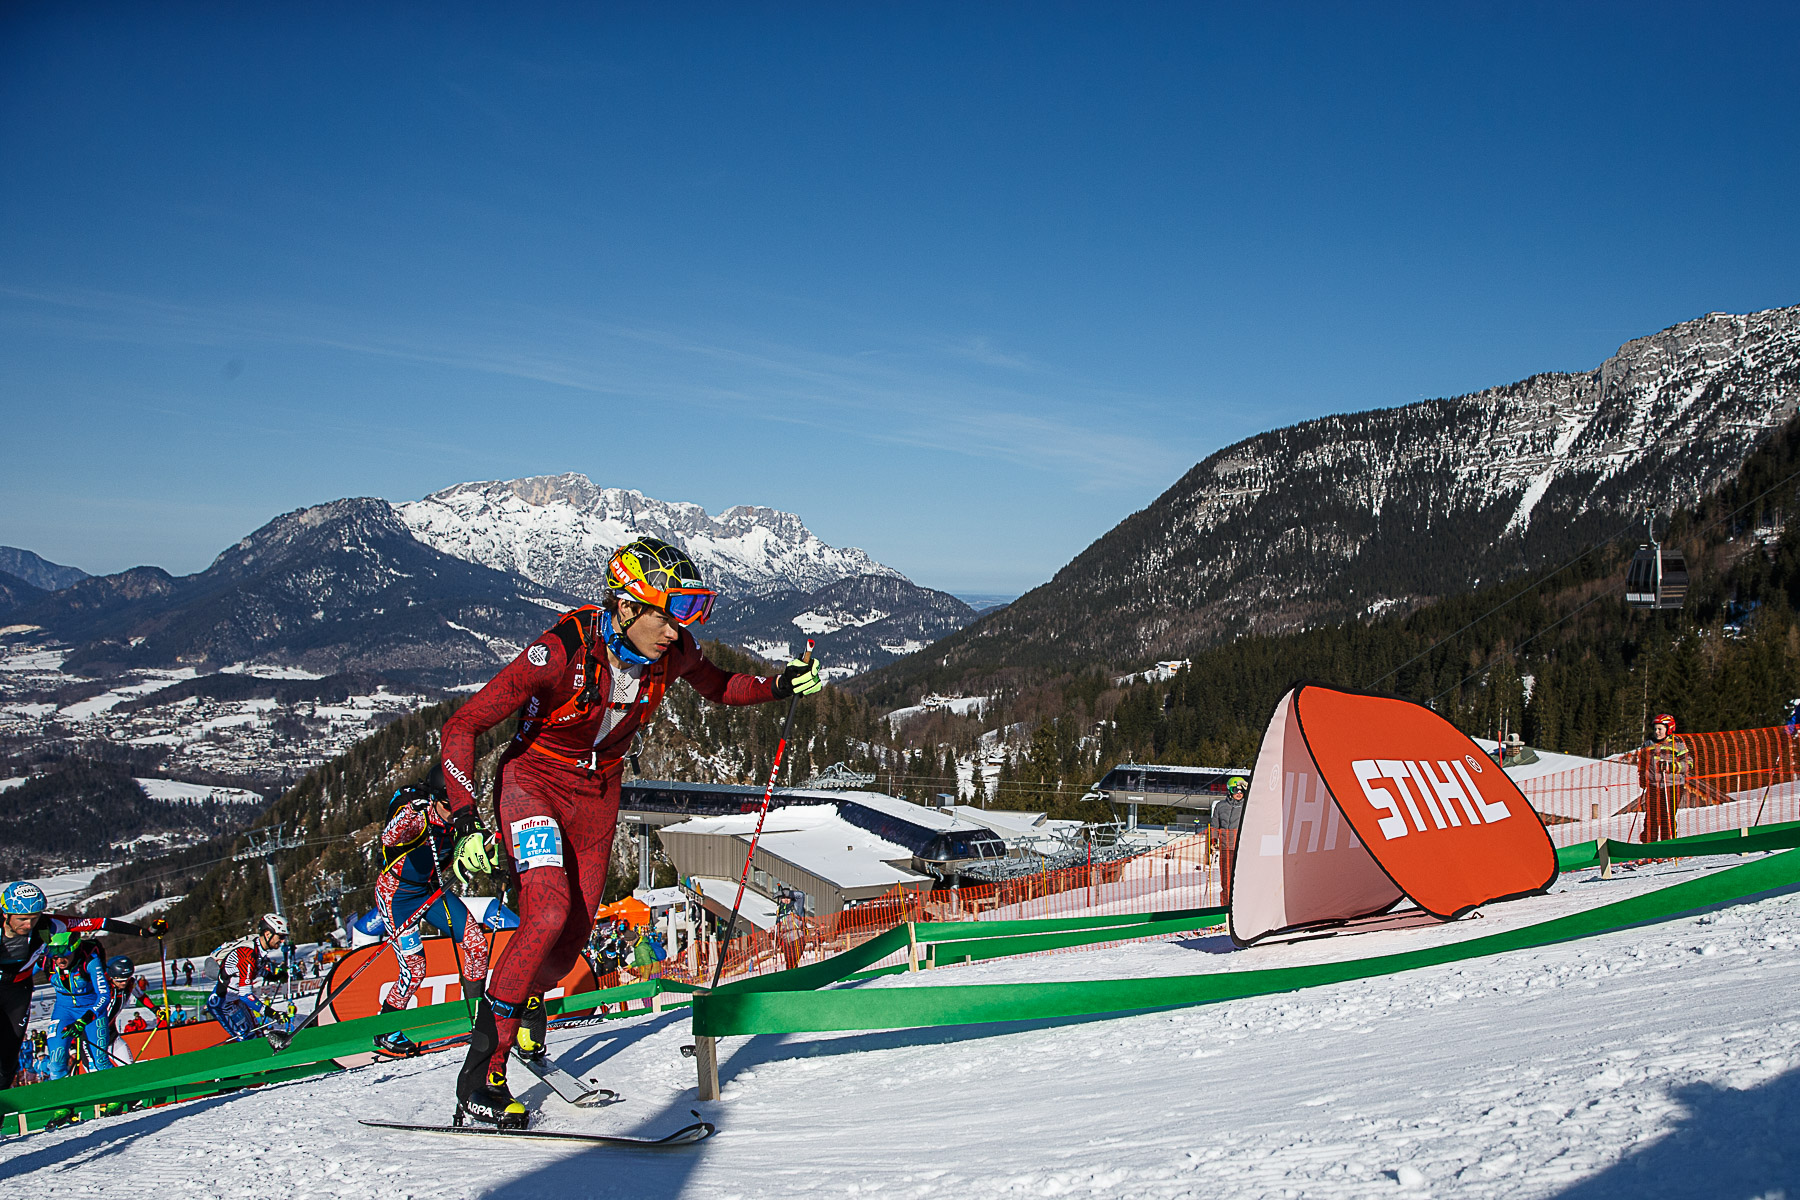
802 762 876 790
233 823 305 920
302 871 350 933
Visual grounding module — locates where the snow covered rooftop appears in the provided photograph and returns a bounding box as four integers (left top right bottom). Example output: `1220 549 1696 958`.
686 877 779 930
1470 737 1607 782
662 804 928 891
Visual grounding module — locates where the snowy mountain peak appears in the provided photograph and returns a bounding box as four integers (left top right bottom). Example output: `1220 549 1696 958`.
396 474 903 599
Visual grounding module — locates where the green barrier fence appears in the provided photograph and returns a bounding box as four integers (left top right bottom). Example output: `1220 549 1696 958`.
694 833 1800 1037
1555 818 1800 870
0 973 694 1134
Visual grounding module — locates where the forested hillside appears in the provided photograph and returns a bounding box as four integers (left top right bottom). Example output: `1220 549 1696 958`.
890 410 1800 817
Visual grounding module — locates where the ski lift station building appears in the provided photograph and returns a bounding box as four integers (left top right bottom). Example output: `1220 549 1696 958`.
1088 763 1253 827
636 783 1008 925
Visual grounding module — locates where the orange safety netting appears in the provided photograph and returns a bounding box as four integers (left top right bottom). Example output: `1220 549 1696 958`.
1520 722 1800 846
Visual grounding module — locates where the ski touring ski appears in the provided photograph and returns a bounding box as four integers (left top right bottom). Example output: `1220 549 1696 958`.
514 1049 617 1106
359 1114 714 1148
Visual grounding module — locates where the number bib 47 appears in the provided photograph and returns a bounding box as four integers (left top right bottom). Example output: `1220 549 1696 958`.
510 815 565 870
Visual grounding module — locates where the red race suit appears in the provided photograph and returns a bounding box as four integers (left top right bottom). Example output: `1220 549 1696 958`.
440 612 776 1074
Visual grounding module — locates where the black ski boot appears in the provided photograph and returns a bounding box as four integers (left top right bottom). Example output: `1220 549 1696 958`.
456 1070 529 1130
457 998 500 1109
456 997 527 1127
373 1028 421 1059
515 994 547 1062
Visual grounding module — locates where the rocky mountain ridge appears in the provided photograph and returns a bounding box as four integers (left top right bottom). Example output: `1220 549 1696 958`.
6 499 577 682
3 482 973 684
0 546 89 592
393 473 970 673
857 304 1800 699
396 473 902 599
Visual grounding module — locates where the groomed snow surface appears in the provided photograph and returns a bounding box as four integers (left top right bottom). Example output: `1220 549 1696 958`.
8 856 1800 1198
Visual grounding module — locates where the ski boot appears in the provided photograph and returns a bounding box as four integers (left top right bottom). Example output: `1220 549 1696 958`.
373 1028 421 1059
515 995 547 1063
44 1107 77 1130
101 1101 127 1117
455 997 525 1128
456 1070 528 1130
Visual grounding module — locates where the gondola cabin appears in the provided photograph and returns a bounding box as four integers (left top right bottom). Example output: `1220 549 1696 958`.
1625 542 1689 610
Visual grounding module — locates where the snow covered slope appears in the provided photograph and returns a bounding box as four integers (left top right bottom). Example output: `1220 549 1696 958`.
9 855 1799 1198
396 473 902 599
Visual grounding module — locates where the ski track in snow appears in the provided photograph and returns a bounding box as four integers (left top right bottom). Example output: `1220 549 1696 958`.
7 858 1800 1198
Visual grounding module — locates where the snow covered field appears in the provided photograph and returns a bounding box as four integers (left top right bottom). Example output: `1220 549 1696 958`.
6 856 1799 1198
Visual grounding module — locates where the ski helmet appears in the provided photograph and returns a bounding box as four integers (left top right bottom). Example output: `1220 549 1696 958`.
44 930 77 959
1653 713 1677 735
259 913 289 939
605 538 715 627
1 881 47 915
1225 775 1250 799
106 955 134 980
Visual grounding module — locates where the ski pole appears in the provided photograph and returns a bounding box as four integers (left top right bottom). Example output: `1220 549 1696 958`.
155 933 174 1060
711 640 812 989
267 882 446 1053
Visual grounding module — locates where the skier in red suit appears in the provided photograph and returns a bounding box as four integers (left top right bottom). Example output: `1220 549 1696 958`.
440 537 822 1127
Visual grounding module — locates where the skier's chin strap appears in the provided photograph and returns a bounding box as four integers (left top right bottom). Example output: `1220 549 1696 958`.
600 606 654 667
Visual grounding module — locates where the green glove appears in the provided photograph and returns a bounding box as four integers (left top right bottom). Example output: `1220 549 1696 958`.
773 657 823 699
450 808 499 886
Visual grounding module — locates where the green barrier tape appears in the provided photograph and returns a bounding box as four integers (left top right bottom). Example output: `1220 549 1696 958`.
711 907 1229 998
918 912 1225 968
694 846 1800 1037
1608 821 1800 861
0 973 689 1125
714 924 915 995
1556 841 1600 870
1556 820 1800 871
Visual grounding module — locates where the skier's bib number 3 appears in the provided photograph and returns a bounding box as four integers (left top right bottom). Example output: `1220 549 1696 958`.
511 815 564 870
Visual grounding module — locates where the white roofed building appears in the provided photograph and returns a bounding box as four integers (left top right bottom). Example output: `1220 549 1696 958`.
659 803 936 923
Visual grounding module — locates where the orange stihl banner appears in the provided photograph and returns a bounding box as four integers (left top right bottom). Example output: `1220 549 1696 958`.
1231 684 1557 946
1295 685 1559 916
125 1019 232 1061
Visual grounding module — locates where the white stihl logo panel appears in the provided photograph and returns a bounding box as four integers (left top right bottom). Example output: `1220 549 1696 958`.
1351 758 1510 840
1259 771 1365 856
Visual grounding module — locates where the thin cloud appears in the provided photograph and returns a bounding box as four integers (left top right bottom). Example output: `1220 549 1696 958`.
0 281 1201 485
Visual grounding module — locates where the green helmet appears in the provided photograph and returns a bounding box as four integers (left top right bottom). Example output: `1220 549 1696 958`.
1225 775 1250 799
44 930 78 959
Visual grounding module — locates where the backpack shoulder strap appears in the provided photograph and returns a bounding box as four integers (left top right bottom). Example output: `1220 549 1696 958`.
550 606 600 661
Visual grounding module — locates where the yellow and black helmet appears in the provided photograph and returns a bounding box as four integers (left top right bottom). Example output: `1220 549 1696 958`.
604 537 715 626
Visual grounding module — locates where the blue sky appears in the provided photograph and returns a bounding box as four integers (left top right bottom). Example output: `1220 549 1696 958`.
2 3 1796 596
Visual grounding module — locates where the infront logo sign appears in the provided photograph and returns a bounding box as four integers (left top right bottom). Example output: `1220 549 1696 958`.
1350 758 1512 840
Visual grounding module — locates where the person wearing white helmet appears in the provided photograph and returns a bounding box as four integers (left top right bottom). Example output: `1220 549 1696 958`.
205 914 289 1041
